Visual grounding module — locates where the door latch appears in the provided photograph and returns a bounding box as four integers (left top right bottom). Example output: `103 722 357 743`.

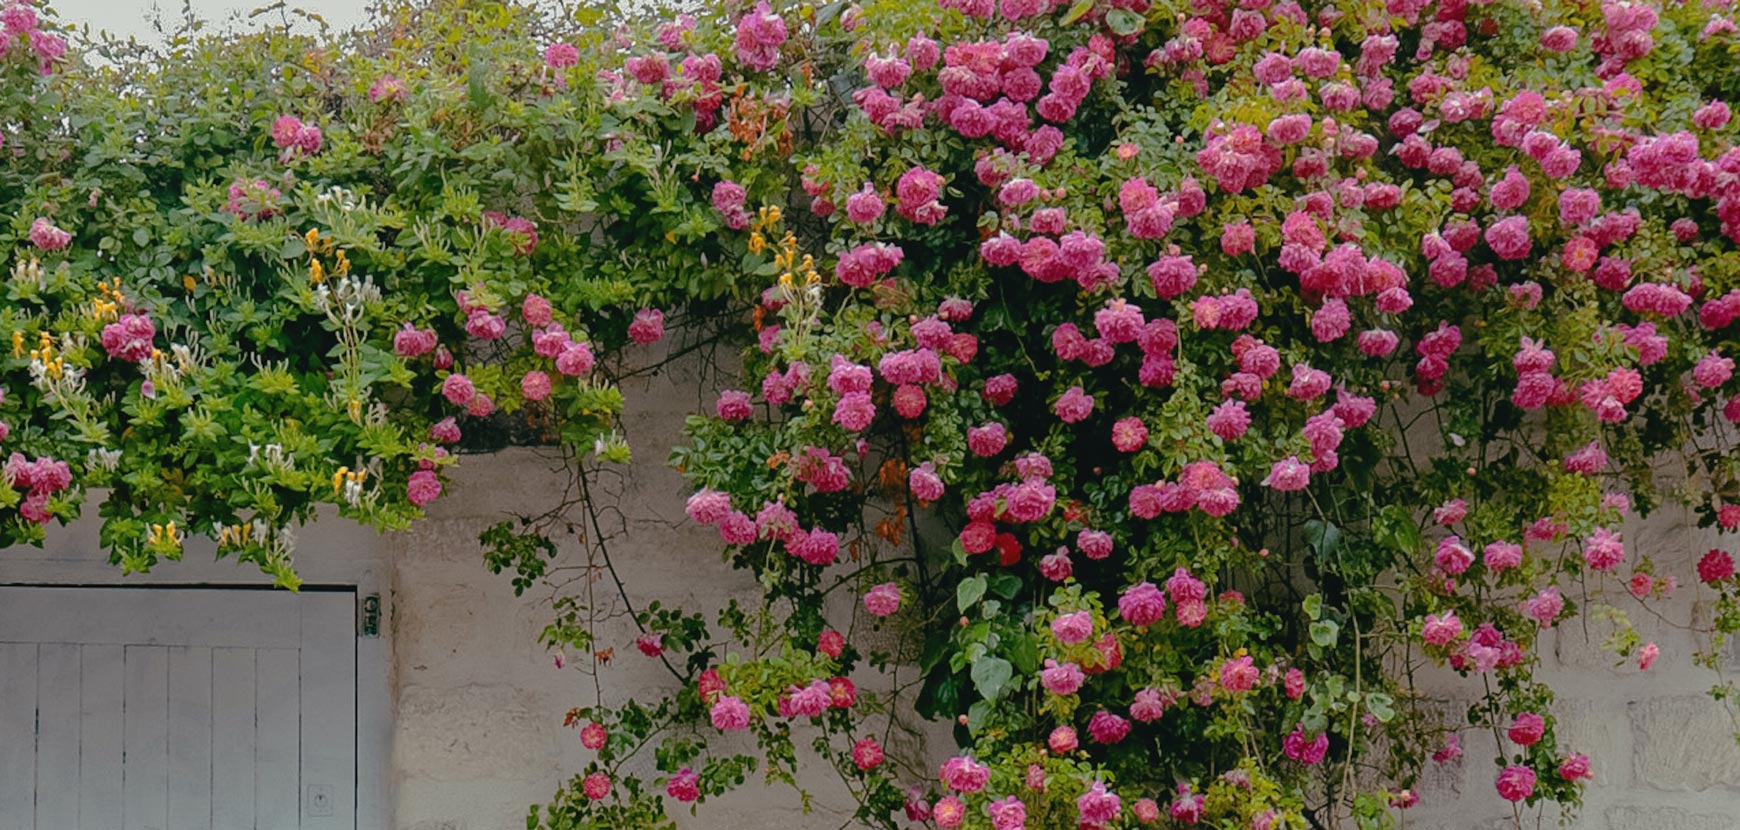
359 593 380 637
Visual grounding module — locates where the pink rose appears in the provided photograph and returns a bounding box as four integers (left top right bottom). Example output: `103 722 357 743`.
710 695 750 731
666 768 699 802
863 582 901 617
520 371 551 402
582 772 611 801
1508 712 1545 745
852 738 884 770
628 308 665 344
1495 765 1535 802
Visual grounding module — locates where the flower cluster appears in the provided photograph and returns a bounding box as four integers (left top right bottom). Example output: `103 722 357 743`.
13 1 1740 828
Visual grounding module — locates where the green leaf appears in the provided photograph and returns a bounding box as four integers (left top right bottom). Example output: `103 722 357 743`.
279 235 307 259
1310 619 1340 647
966 699 994 734
1106 8 1144 35
1303 593 1323 621
1062 0 1094 23
970 656 1013 701
1366 692 1396 723
1375 504 1423 554
1304 519 1343 566
957 575 987 611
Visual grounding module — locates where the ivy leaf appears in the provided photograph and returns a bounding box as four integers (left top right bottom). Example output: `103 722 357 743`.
957 575 987 611
1366 692 1396 723
1303 593 1323 621
1310 619 1340 647
971 656 1013 701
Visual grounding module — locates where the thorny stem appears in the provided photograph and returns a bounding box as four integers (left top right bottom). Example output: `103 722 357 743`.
577 456 688 684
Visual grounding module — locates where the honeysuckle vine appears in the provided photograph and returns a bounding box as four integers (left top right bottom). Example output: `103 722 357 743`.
7 0 1740 828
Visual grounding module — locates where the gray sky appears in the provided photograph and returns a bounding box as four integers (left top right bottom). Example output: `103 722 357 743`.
49 0 372 43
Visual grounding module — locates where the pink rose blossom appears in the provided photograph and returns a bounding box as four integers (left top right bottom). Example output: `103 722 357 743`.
441 373 476 407
1040 660 1085 696
520 371 551 402
939 755 989 792
1700 549 1735 584
1435 536 1474 575
710 695 750 731
1052 610 1094 645
406 470 442 506
1509 712 1546 745
1582 527 1626 571
1495 765 1535 802
1283 725 1329 764
28 217 69 251
1118 582 1167 626
101 314 157 362
582 772 611 801
1422 611 1462 646
579 721 608 750
545 42 579 69
1088 709 1130 744
1076 781 1121 826
1523 588 1564 627
863 582 901 616
666 767 699 802
1263 456 1310 491
1219 655 1259 692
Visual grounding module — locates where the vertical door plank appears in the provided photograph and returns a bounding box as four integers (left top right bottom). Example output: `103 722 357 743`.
79 644 124 830
254 648 300 830
123 646 169 830
34 644 79 830
210 648 256 830
300 592 357 829
166 647 212 830
0 644 38 830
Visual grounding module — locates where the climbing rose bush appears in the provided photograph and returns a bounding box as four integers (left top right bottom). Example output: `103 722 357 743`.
567 0 1740 827
8 0 1740 828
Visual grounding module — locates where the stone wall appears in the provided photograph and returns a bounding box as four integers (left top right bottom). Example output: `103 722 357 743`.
387 353 895 830
4 353 1739 830
1405 498 1740 830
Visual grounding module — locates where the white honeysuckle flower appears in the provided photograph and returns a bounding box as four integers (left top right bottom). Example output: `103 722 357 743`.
342 477 364 507
86 448 122 471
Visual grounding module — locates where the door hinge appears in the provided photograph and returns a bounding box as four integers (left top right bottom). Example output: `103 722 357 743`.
359 593 380 637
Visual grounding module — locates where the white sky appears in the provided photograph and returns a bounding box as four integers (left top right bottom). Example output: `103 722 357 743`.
48 0 372 43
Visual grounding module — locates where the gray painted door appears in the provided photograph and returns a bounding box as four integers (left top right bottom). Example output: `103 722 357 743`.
0 586 356 830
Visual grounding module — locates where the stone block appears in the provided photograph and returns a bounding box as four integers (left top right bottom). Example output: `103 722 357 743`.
395 684 559 782
1552 614 1651 675
1553 699 1626 787
1629 695 1740 791
1415 754 1466 803
1603 805 1739 830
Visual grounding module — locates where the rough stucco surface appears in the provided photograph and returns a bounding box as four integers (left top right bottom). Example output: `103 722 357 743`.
4 353 1740 830
387 356 910 830
1404 501 1740 830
